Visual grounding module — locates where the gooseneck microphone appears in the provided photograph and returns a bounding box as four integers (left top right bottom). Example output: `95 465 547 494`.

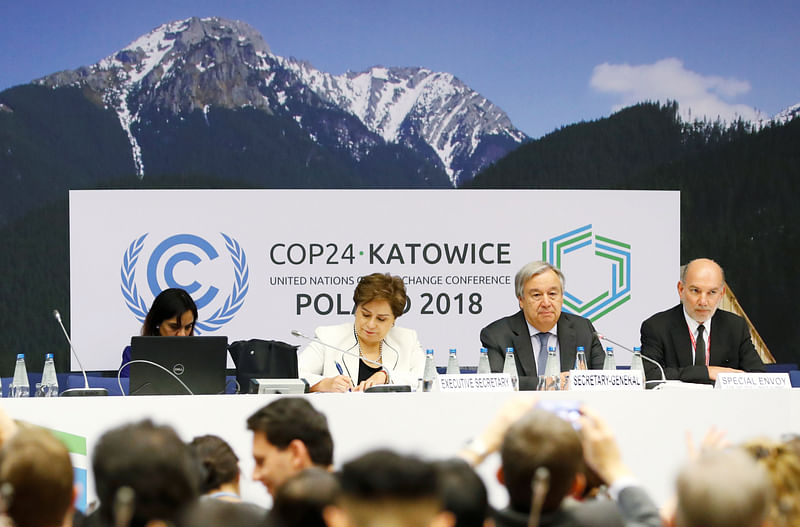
53 310 109 396
593 331 668 386
291 329 390 382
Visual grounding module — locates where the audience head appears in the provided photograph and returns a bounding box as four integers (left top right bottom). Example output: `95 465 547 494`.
92 419 199 527
338 449 449 527
514 261 565 332
178 499 265 527
246 398 333 497
678 258 726 323
268 468 340 527
673 449 771 527
499 408 583 514
434 459 489 527
0 425 74 527
742 438 800 527
142 288 198 336
188 435 241 495
782 434 800 457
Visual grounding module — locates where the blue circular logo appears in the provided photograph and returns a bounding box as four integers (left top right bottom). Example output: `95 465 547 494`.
121 233 249 332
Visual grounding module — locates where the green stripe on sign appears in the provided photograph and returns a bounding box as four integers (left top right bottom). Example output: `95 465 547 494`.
589 295 631 322
541 240 547 261
595 251 625 286
555 231 592 267
595 235 631 250
562 299 580 312
49 429 87 456
577 290 610 313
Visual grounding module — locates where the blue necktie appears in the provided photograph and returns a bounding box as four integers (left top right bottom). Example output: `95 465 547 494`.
537 333 550 376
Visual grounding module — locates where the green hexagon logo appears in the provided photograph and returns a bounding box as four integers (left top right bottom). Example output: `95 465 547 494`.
542 224 631 321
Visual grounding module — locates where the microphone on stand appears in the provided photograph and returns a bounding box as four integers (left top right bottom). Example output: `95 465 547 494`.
291 329 391 383
593 332 670 387
53 310 108 396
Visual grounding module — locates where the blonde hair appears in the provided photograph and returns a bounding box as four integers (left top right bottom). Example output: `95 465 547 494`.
742 438 800 527
675 449 770 527
0 426 74 527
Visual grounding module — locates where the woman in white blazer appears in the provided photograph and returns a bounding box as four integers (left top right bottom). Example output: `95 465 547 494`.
299 273 426 392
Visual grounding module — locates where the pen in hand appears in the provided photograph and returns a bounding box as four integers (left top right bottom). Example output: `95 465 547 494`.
335 361 353 391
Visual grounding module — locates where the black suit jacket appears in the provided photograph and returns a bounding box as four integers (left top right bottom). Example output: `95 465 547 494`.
492 486 661 527
493 502 625 527
640 304 764 384
480 310 604 390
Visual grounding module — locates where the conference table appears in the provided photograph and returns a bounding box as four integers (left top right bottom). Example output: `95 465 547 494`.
2 388 798 512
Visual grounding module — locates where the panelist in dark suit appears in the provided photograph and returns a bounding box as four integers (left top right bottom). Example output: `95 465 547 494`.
480 261 604 390
640 258 764 384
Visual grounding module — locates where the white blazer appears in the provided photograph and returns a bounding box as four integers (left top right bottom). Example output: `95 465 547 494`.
298 322 426 388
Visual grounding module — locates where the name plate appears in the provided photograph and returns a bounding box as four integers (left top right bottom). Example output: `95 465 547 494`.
715 373 791 390
568 370 644 391
437 373 514 392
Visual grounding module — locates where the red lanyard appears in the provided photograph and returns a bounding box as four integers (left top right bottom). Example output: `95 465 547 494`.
687 323 710 366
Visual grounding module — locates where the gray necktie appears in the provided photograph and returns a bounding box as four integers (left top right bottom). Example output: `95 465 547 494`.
537 333 550 376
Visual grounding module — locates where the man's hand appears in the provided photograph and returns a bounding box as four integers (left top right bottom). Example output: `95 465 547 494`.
707 366 742 380
560 371 570 390
685 426 729 460
458 395 537 466
579 406 632 485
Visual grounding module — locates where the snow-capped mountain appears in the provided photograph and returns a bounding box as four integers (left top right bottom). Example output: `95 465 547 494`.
36 16 526 185
773 102 800 124
281 61 527 185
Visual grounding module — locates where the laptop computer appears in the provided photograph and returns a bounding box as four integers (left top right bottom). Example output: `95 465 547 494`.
129 336 228 395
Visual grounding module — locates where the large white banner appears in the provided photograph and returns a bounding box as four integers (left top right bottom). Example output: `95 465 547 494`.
69 189 679 371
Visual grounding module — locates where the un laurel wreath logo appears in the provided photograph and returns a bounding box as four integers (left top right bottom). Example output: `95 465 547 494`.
120 233 249 332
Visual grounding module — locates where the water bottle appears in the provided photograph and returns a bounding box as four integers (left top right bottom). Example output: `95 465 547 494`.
630 346 645 374
446 348 460 375
502 347 519 391
573 346 588 370
10 354 30 398
38 353 59 397
538 347 561 391
477 347 492 374
603 347 617 371
421 349 436 392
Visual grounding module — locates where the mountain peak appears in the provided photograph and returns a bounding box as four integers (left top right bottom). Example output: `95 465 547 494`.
773 102 800 124
33 17 526 184
95 16 271 91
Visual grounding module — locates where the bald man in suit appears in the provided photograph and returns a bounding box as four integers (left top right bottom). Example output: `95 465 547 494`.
640 258 764 384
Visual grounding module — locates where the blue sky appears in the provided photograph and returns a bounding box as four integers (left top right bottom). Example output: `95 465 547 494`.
2 0 797 138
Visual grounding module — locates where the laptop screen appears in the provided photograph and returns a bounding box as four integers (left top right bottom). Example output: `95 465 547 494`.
129 336 228 395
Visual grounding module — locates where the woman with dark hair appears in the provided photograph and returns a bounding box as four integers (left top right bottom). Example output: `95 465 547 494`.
119 288 198 375
185 435 266 525
298 273 425 392
141 287 198 337
189 435 244 501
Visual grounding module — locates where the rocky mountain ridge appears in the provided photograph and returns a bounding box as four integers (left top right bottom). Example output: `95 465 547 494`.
36 16 527 185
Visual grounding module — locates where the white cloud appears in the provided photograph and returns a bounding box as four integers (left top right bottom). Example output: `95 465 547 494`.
590 58 766 124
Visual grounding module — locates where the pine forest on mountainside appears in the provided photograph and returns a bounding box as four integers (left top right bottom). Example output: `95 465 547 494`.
0 94 798 373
